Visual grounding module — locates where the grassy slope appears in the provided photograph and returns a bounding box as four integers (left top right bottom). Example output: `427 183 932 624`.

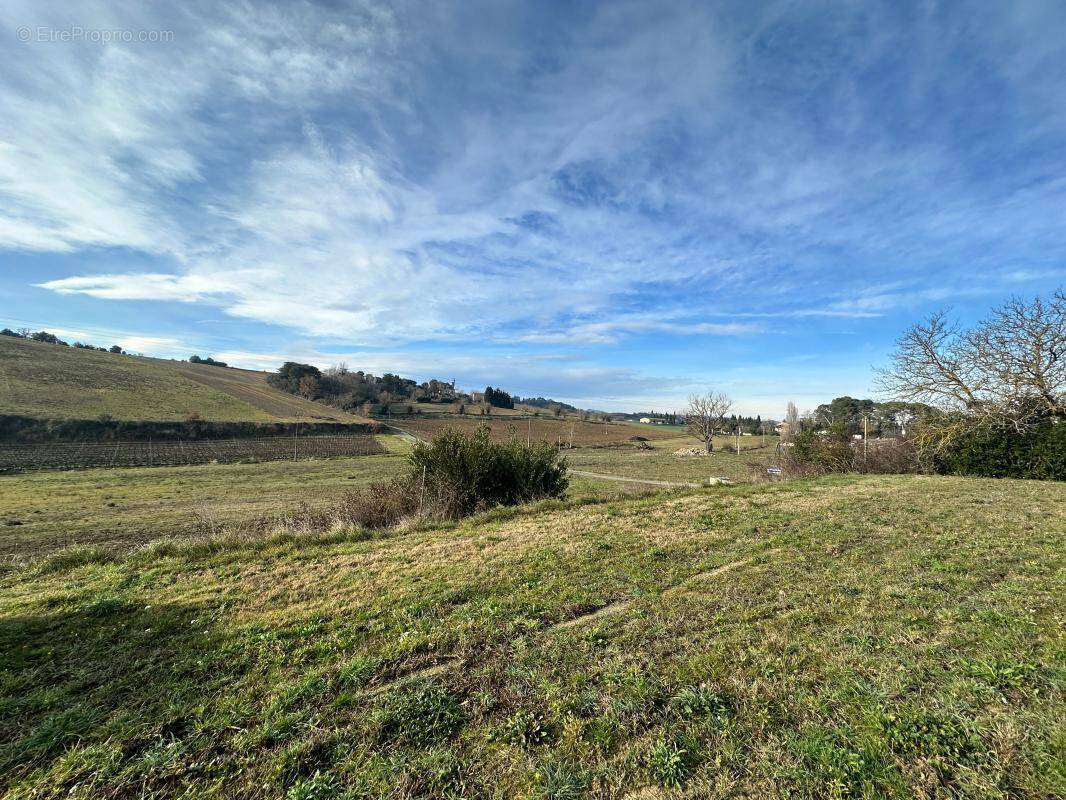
1 475 1062 799
0 336 360 422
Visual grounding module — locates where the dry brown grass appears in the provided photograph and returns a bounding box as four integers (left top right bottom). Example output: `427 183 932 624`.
173 363 365 422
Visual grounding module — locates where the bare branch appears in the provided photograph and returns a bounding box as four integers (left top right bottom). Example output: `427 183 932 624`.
877 290 1064 428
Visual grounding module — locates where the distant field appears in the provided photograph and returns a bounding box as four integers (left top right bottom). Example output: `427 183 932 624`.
0 336 360 422
0 436 409 557
0 436 684 559
2 474 1062 798
173 361 363 421
395 415 682 446
567 435 774 485
0 424 778 559
384 401 531 417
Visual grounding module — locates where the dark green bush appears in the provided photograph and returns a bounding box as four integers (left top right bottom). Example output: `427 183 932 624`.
410 425 569 518
932 417 1064 480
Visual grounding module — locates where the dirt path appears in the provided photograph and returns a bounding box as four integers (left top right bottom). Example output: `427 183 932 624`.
381 424 424 444
547 552 778 632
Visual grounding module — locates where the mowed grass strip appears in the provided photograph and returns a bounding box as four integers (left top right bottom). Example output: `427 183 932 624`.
0 475 1062 798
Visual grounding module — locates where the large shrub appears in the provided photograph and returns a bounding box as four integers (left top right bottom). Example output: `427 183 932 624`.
277 425 570 533
774 427 919 478
410 425 569 518
930 417 1065 480
788 427 854 473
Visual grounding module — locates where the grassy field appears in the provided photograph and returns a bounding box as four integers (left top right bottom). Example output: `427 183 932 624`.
0 436 410 558
0 437 694 560
0 432 779 560
567 435 774 486
395 416 682 447
0 474 1062 798
0 336 360 422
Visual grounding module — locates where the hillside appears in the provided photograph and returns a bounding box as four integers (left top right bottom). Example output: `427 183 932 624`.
1 475 1062 798
0 335 361 422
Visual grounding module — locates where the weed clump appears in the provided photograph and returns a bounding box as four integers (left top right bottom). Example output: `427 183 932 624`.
375 682 465 747
646 736 696 787
37 545 116 574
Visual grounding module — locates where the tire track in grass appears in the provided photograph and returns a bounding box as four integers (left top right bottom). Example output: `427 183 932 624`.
360 548 784 696
548 549 782 632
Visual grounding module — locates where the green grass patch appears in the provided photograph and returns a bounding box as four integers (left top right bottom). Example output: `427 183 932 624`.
0 474 1061 797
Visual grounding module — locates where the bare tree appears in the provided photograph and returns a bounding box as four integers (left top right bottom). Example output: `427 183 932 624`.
968 291 1064 416
877 290 1064 429
890 408 915 437
784 401 799 439
686 392 733 452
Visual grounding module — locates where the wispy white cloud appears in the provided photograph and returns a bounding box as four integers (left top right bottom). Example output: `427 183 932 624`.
3 0 1066 410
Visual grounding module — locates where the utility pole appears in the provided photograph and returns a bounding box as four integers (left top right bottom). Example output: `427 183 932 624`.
736 425 741 455
863 415 868 463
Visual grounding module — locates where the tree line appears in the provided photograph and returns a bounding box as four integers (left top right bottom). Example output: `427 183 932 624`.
684 289 1062 478
267 362 578 418
2 327 125 353
3 327 234 370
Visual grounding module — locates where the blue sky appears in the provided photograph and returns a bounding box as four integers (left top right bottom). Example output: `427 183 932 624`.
1 0 1063 416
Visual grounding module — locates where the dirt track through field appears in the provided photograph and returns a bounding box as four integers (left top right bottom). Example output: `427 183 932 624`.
359 551 781 698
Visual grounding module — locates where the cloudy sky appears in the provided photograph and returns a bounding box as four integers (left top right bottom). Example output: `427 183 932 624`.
1 1 1063 415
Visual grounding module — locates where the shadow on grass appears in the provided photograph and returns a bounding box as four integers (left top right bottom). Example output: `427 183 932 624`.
0 597 230 794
